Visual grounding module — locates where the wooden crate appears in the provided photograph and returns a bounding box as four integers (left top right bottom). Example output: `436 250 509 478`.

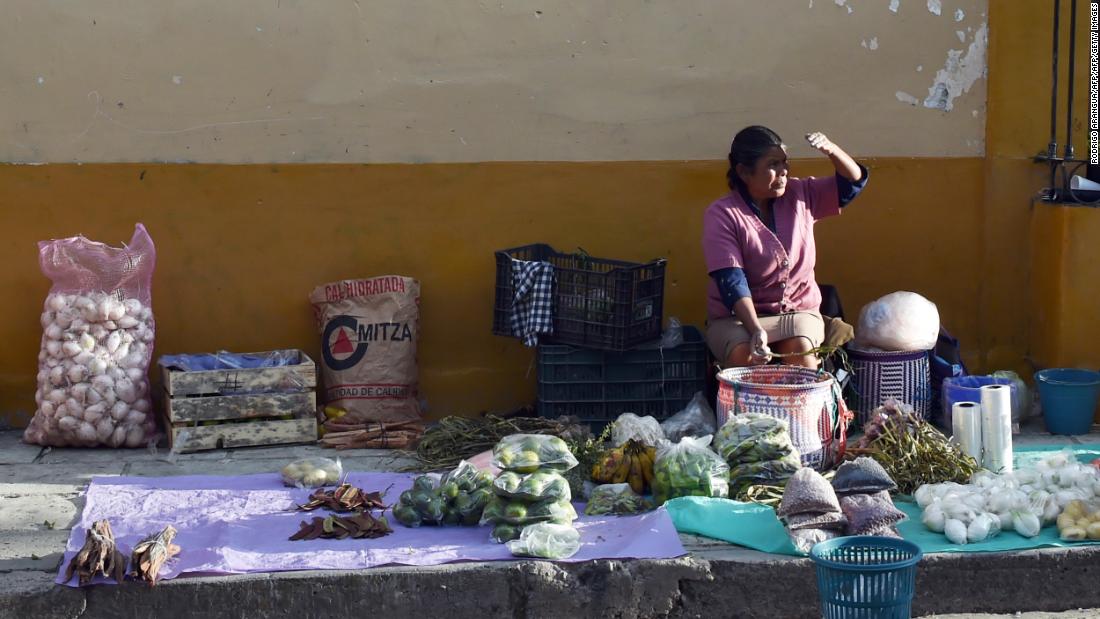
161 350 319 453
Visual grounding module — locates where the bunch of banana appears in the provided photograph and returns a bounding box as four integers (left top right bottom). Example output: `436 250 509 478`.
591 439 657 495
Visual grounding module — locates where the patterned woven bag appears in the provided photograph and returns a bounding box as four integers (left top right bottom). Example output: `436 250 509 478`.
716 366 853 470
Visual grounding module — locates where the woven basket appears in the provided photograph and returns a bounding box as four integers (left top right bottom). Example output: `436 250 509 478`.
716 366 851 470
848 348 932 426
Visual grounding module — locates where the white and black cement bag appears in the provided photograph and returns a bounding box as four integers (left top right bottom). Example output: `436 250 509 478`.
309 276 421 424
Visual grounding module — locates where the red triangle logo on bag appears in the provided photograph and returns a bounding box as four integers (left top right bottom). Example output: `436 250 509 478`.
331 327 355 354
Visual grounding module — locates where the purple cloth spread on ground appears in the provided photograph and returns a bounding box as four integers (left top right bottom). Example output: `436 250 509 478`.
57 472 686 586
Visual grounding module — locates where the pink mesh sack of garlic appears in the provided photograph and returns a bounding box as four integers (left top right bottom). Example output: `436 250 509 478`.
24 224 157 448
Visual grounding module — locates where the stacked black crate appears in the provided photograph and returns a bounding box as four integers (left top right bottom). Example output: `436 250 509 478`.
493 244 706 432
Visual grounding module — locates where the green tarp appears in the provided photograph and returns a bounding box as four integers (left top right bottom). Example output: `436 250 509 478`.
665 443 1100 556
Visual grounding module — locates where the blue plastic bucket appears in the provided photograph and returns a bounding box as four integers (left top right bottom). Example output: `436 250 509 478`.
1035 368 1100 435
810 536 923 619
941 375 1020 429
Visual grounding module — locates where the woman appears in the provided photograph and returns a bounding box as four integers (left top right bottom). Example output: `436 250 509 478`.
702 126 867 369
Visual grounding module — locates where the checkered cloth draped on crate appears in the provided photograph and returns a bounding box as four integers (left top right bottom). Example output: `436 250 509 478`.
510 259 555 347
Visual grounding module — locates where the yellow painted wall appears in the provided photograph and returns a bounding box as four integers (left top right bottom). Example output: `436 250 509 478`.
981 1 1091 378
1029 204 1100 371
0 158 984 427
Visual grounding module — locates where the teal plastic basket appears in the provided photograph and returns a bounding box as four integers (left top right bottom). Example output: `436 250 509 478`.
810 536 923 619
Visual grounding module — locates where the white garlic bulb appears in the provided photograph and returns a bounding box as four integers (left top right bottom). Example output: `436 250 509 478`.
76 422 97 444
124 426 145 448
66 364 87 384
95 417 115 443
62 341 82 358
47 294 68 312
83 403 106 423
115 378 137 403
110 401 130 421
88 357 109 376
106 331 122 354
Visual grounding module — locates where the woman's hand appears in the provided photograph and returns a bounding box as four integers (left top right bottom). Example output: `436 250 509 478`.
805 132 836 156
750 328 773 365
805 131 862 182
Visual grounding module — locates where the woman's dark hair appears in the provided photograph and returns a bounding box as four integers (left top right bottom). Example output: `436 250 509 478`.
726 125 784 190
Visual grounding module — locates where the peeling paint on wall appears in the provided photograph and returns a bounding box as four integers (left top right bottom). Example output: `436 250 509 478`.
956 30 966 42
955 9 966 21
889 0 900 13
896 91 921 105
923 23 987 112
927 0 942 16
862 37 879 50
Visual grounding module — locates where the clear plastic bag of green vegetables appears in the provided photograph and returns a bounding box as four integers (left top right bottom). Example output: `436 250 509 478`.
493 470 572 502
715 413 802 494
479 495 578 527
506 522 581 560
584 483 653 516
442 460 497 494
714 413 799 464
651 435 729 505
393 463 496 528
492 434 579 473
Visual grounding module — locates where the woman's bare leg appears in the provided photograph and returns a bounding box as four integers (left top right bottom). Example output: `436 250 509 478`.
726 342 773 367
771 336 819 369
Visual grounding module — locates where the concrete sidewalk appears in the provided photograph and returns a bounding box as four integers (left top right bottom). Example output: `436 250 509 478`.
1 426 1099 619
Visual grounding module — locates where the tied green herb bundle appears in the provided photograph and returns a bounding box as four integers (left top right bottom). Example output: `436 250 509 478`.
410 414 589 472
847 400 979 495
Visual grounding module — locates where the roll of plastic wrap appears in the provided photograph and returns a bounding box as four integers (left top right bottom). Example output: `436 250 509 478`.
980 384 1014 473
951 401 983 462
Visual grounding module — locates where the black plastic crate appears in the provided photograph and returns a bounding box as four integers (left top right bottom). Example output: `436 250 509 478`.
536 326 706 431
493 244 667 351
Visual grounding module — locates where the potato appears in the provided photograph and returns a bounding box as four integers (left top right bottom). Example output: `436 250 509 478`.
1064 500 1086 520
1088 522 1100 540
303 470 330 487
1062 526 1088 541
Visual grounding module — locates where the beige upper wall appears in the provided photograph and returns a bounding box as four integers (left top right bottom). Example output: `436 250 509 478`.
2 0 986 164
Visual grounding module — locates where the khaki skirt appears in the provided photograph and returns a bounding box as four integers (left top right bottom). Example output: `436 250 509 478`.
705 311 825 362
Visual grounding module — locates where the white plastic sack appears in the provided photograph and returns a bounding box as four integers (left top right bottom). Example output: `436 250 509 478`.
853 291 939 352
992 370 1031 423
661 392 717 443
506 522 581 560
611 412 664 447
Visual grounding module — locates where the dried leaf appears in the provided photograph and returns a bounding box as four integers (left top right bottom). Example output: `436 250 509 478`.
295 483 389 513
288 511 394 541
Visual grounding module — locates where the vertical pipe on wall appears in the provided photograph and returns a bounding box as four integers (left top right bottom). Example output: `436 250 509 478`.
1049 0 1061 162
1064 0 1078 159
